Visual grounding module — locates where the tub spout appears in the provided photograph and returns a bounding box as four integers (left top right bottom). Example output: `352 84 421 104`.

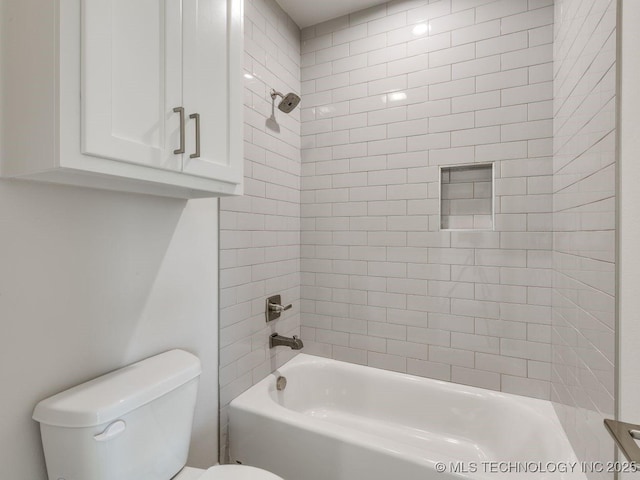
270 333 304 350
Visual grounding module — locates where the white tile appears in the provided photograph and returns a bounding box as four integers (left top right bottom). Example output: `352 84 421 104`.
301 62 333 81
315 73 350 92
451 91 500 113
332 113 367 131
349 4 388 26
333 24 368 45
369 106 407 125
368 75 408 95
451 20 500 46
350 125 387 143
315 16 349 36
476 0 527 22
315 44 350 64
367 352 407 373
407 32 452 56
349 334 387 353
333 346 368 365
388 119 429 138
529 63 553 84
368 169 408 185
428 312 474 333
387 341 429 361
409 65 451 88
429 346 474 368
451 298 500 319
408 132 451 151
451 332 500 354
408 326 450 346
476 318 527 339
428 112 474 132
476 68 528 93
333 53 368 74
475 105 527 127
302 34 332 54
451 0 494 12
502 82 553 106
369 321 408 340
502 375 550 400
368 44 407 66
428 8 475 36
408 98 451 119
407 358 451 381
350 94 387 114
407 1 451 23
501 6 553 35
500 338 550 361
502 44 553 70
476 32 528 57
502 119 553 141
527 360 551 380
528 24 553 47
368 11 407 36
350 33 387 55
452 55 501 80
368 138 407 155
452 366 500 390
387 54 429 76
429 44 476 68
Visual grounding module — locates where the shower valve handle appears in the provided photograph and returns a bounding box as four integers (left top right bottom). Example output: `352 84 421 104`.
268 302 292 313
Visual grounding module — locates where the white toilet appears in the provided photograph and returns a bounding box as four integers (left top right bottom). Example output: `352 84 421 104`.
32 350 282 480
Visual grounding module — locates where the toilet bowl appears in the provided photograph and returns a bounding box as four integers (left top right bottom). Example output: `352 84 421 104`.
32 350 283 480
177 466 282 480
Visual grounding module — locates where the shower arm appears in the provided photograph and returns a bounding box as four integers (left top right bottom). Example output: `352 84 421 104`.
270 89 284 100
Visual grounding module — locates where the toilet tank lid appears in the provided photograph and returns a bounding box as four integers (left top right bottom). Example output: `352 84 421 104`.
33 350 201 428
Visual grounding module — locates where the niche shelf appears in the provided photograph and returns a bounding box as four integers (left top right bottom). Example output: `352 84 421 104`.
440 163 494 231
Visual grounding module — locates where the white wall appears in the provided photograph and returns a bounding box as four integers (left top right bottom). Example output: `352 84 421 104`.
0 183 220 479
1 9 220 474
0 8 218 472
299 0 556 397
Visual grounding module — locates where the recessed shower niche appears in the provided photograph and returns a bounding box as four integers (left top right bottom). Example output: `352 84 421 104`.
440 163 494 231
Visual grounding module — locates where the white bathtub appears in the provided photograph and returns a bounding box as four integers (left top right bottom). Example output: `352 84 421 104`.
229 354 585 480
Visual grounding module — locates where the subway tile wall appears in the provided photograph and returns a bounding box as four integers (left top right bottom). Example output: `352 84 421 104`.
551 0 616 476
218 0 301 460
300 0 556 397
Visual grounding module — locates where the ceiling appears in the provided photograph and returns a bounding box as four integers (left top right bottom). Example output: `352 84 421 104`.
275 0 387 29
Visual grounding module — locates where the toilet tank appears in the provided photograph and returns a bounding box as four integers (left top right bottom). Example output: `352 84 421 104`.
33 350 202 480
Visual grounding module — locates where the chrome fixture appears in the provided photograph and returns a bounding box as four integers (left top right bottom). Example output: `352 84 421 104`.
270 89 301 113
173 107 185 154
266 295 292 322
604 419 640 462
173 107 200 158
189 112 201 158
270 333 303 350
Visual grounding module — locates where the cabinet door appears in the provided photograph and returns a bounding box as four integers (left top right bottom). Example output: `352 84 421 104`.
81 0 183 171
181 0 243 185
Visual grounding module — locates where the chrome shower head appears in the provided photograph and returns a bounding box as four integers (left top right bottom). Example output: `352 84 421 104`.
271 90 301 113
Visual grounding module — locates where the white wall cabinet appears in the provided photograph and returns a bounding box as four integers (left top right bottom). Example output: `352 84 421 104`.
1 0 243 198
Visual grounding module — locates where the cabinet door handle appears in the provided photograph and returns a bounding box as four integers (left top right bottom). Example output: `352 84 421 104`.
173 107 185 154
189 113 201 159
